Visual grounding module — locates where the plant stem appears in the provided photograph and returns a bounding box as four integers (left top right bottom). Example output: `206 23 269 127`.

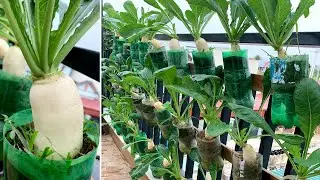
231 42 240 51
278 48 286 59
41 0 56 73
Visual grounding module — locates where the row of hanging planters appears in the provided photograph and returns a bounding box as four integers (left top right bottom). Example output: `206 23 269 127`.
103 0 320 179
0 1 100 179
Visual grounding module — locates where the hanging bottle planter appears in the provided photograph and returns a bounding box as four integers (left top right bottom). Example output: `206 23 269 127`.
155 109 175 139
130 43 139 62
196 131 223 171
192 50 215 75
223 50 254 108
141 100 158 127
4 110 98 179
173 120 196 154
132 93 145 117
116 38 126 55
149 47 168 70
112 35 119 55
167 49 188 75
138 42 150 65
232 151 263 180
270 55 309 128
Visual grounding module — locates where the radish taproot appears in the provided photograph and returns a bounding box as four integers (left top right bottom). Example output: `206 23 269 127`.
2 0 100 159
0 38 9 59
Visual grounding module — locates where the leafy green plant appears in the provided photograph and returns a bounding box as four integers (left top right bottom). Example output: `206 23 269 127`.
102 3 124 37
2 0 100 159
236 0 315 58
123 67 158 102
165 72 228 138
106 0 170 44
143 0 178 39
130 143 183 180
2 0 100 78
188 0 251 51
228 78 320 179
155 66 194 125
153 0 215 51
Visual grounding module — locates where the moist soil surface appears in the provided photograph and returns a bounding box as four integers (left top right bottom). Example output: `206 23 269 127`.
101 135 131 180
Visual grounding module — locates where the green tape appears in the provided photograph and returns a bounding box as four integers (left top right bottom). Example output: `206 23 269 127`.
222 50 254 108
4 109 98 180
130 43 139 62
116 39 126 55
123 43 131 60
138 42 150 65
167 49 188 74
192 50 215 75
149 47 168 70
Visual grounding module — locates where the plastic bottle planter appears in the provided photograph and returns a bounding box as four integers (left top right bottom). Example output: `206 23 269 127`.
132 95 144 116
140 102 158 127
168 49 188 75
122 43 131 60
149 47 168 70
138 42 150 65
112 36 118 54
196 131 223 171
130 43 139 62
115 39 126 55
270 55 309 128
174 120 196 154
222 50 254 108
0 71 32 116
155 109 175 139
192 50 215 75
4 109 98 180
232 152 262 180
0 71 32 166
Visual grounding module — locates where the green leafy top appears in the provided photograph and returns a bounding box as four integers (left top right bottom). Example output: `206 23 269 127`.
165 71 229 137
104 0 170 43
154 66 194 123
188 0 251 50
2 0 100 79
102 3 124 35
0 6 17 44
237 0 315 56
153 0 215 41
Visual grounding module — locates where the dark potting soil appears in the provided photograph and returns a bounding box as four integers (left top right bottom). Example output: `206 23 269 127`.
6 124 97 159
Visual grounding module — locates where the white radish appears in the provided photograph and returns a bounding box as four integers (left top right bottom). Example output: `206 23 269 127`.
147 139 155 151
0 38 9 59
154 101 164 110
195 37 209 52
3 46 26 77
169 38 181 50
30 74 84 159
151 38 163 49
141 36 149 42
162 158 171 168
